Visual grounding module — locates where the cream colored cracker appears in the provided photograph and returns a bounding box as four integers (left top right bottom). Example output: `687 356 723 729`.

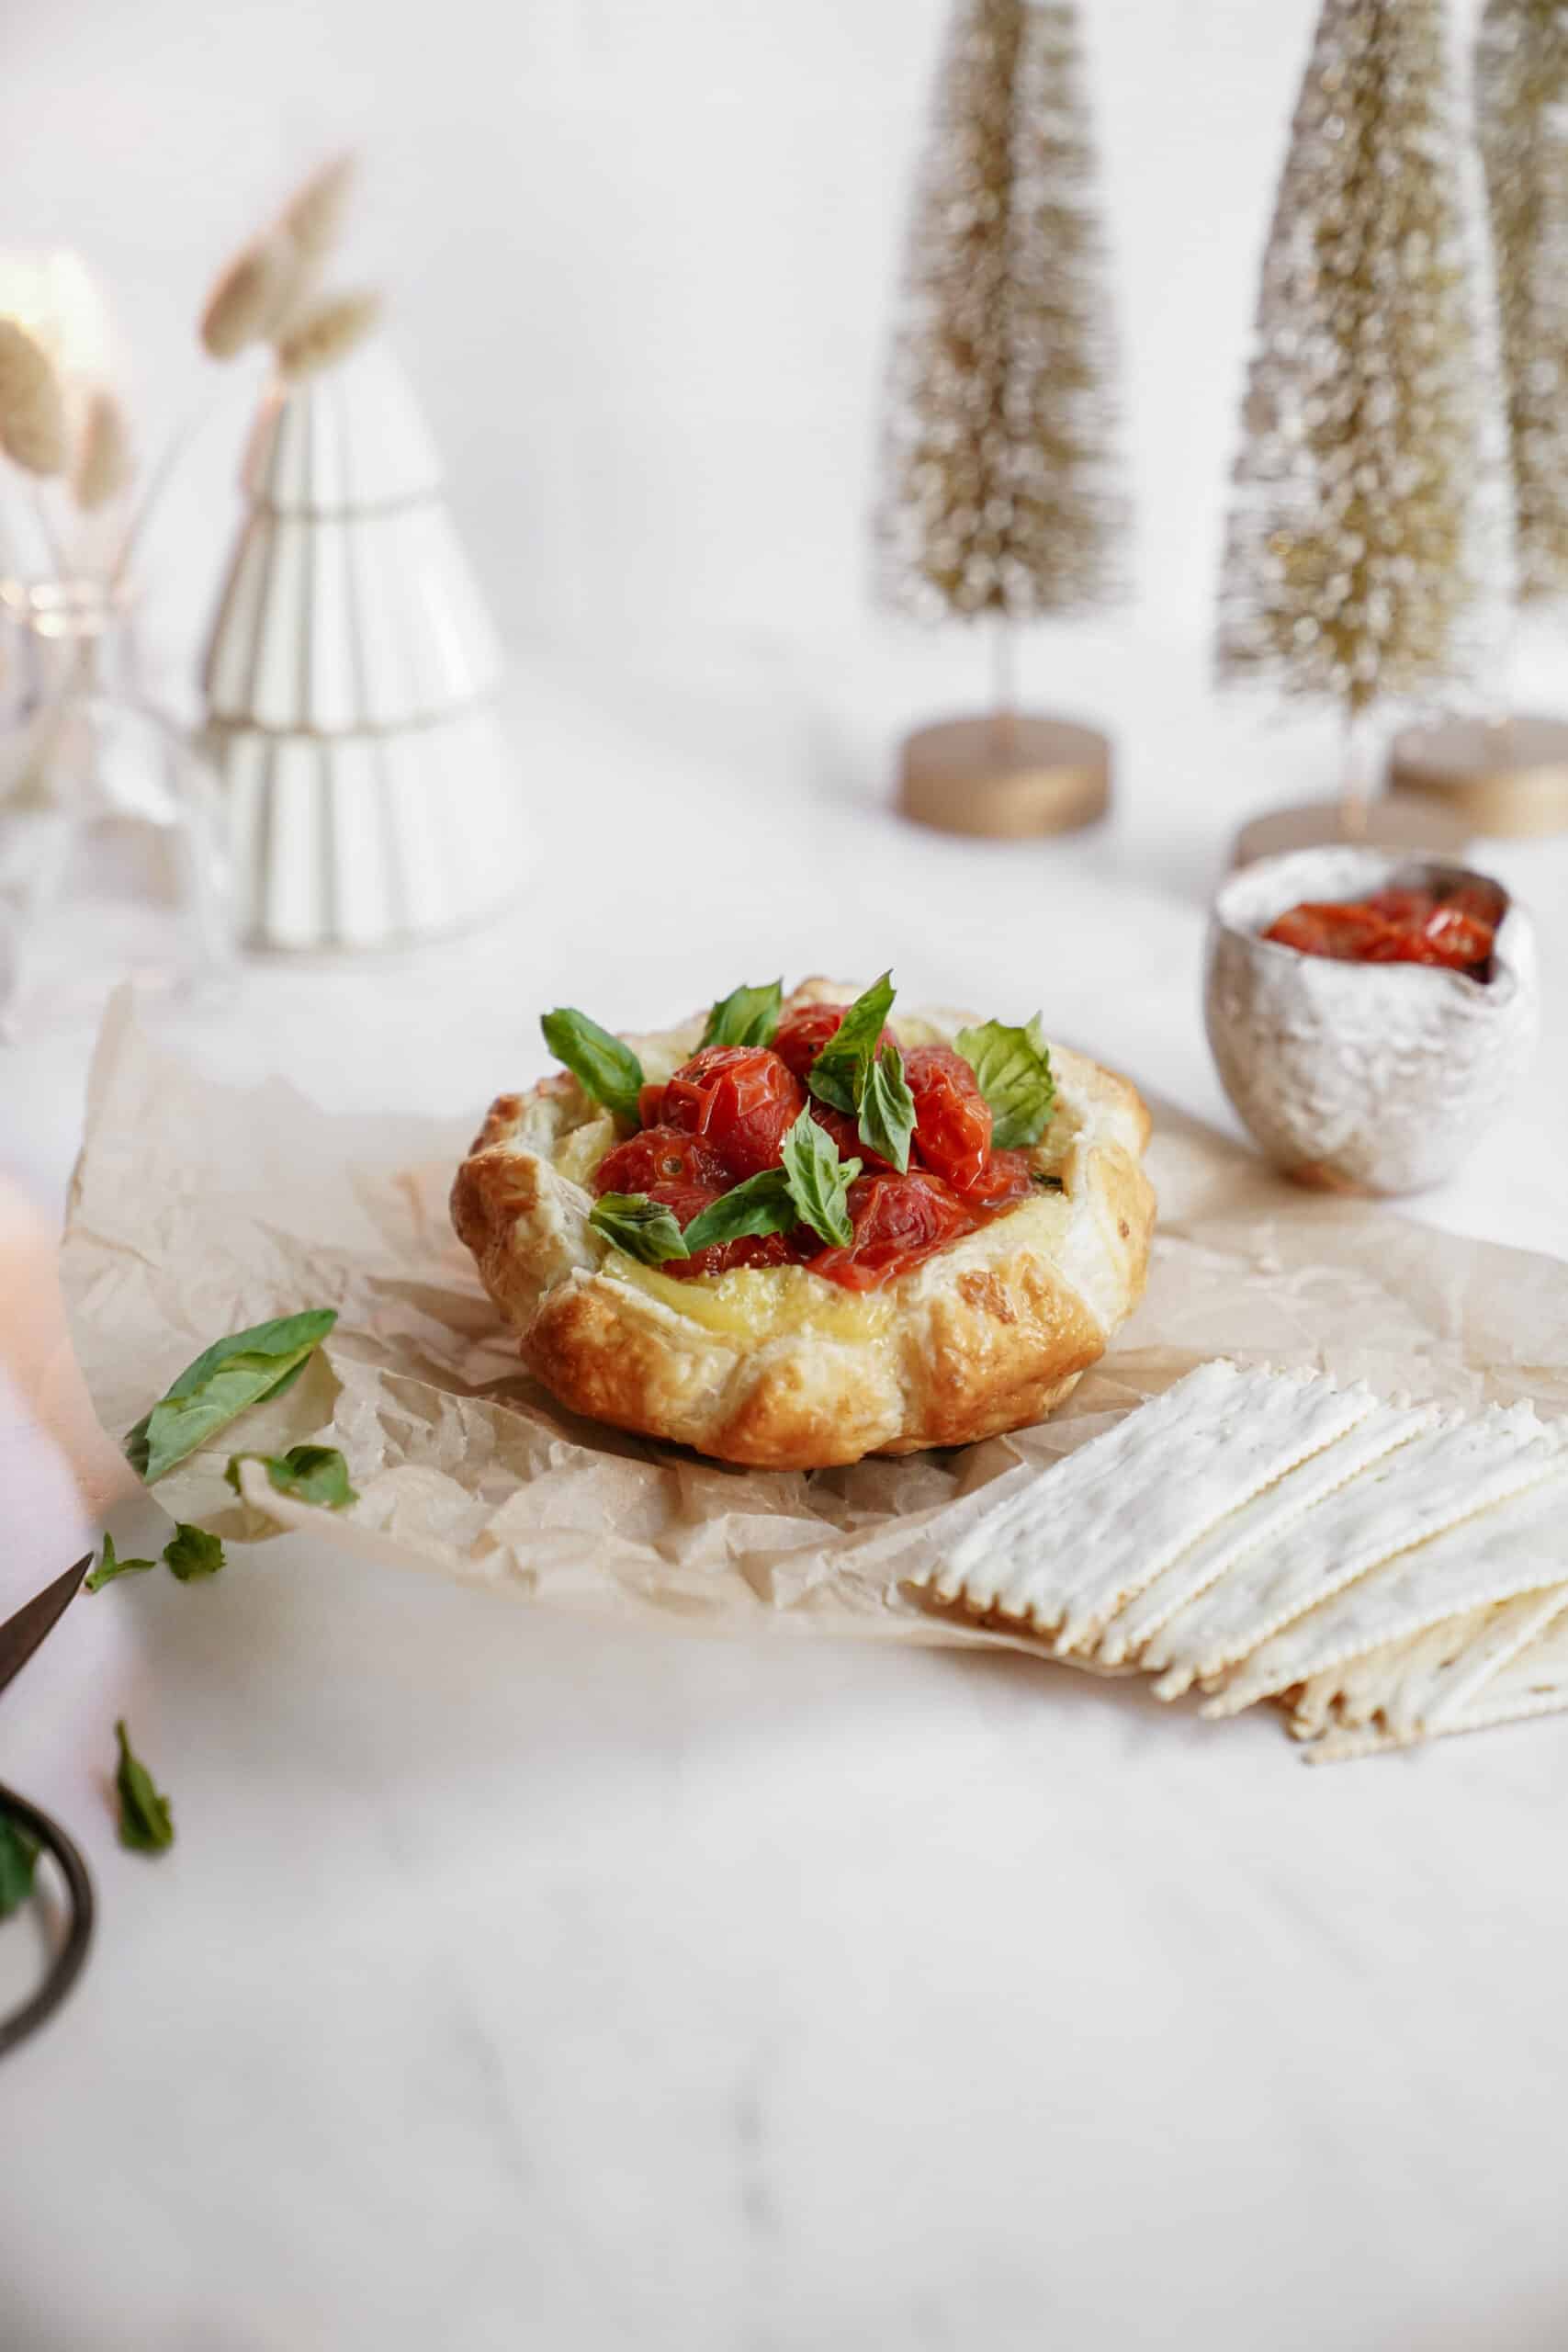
1288 1587 1568 1747
1105 1396 1430 1670
1150 1404 1566 1702
1203 1458 1568 1718
1434 1599 1568 1736
1290 1602 1498 1743
923 1360 1377 1648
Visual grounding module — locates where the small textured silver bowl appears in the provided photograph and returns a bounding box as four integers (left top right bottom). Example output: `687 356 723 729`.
1204 848 1540 1195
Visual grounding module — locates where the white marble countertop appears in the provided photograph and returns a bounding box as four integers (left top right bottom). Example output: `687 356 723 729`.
4 631 1568 2350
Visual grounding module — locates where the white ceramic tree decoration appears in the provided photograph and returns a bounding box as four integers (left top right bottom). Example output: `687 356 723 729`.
200 334 522 950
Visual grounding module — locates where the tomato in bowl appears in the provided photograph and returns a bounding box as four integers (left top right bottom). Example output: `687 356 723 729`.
1206 850 1538 1194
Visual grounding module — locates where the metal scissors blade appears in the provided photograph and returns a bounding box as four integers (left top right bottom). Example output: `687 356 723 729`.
0 1554 93 1699
0 1553 97 2056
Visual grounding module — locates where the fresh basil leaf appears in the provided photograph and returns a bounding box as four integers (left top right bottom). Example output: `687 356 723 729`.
588 1192 691 1267
858 1043 916 1173
780 1109 861 1247
85 1532 157 1592
701 978 783 1051
682 1168 796 1254
226 1444 357 1510
114 1720 174 1853
807 972 897 1116
954 1016 1056 1148
540 1007 645 1125
163 1524 225 1582
0 1813 39 1917
125 1309 338 1484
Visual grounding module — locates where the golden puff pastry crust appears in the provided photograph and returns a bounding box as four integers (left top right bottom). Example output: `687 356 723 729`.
451 979 1156 1469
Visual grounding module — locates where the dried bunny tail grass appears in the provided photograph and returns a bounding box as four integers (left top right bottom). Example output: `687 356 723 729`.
277 152 357 259
71 388 134 511
0 317 67 475
201 153 360 360
276 288 382 379
200 229 301 359
254 153 359 339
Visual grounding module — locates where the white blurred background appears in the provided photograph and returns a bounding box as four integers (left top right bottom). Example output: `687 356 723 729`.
7 0 1503 745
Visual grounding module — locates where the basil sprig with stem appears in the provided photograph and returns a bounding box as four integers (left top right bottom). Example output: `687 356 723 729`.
806 973 915 1173
701 978 783 1050
85 1533 157 1591
589 1109 863 1267
88 1525 226 1592
540 1006 645 1125
125 1310 338 1485
953 1016 1055 1148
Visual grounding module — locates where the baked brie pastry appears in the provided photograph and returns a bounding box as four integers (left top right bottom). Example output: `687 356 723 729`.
452 975 1155 1469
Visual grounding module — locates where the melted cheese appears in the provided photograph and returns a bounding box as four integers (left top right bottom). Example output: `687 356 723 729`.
552 1113 616 1190
601 1191 1076 1342
606 1257 896 1343
977 1190 1075 1256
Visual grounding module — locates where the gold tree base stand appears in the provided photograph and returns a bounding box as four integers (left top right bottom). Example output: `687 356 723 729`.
897 714 1111 839
1386 714 1568 838
1230 795 1472 870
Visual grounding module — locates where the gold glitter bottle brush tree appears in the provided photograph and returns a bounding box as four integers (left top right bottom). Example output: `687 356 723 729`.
874 0 1127 840
1215 0 1517 869
1389 0 1568 839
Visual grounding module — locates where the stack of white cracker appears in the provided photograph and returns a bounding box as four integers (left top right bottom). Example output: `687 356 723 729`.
910 1361 1568 1761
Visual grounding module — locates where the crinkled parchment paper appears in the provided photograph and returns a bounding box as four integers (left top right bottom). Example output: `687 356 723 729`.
61 992 1568 1662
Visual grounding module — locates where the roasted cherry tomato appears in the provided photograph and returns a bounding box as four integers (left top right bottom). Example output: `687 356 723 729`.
1416 907 1493 967
807 1169 976 1292
773 1001 897 1085
593 1144 793 1282
660 1046 805 1179
1355 916 1472 967
774 1004 847 1083
1264 902 1395 961
637 1173 794 1281
637 1080 668 1127
904 1044 992 1191
1364 902 1492 968
1359 888 1432 927
694 1234 794 1280
594 1126 728 1198
1265 888 1496 973
958 1146 1037 1213
668 1224 795 1282
603 1173 725 1276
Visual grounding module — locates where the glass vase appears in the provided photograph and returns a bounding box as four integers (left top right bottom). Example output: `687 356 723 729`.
0 575 231 1038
